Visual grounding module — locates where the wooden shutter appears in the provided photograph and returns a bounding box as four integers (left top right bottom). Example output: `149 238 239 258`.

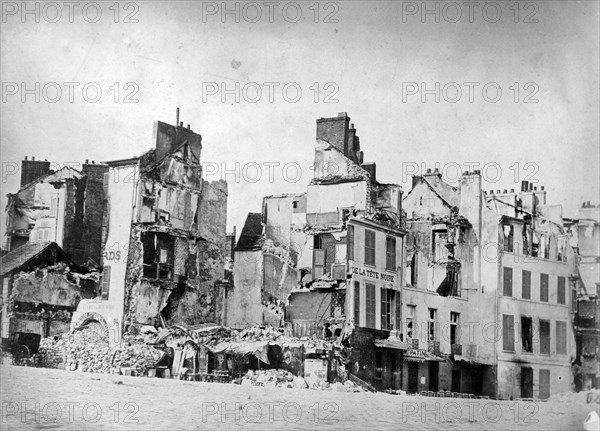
557 276 566 304
502 314 514 351
503 267 513 297
556 321 567 355
540 274 549 302
101 266 111 300
522 270 531 299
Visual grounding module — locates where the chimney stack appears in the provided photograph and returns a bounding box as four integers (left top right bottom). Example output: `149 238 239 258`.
20 157 51 187
176 107 180 127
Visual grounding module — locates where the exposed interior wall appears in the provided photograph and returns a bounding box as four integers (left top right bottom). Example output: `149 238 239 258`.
228 250 263 327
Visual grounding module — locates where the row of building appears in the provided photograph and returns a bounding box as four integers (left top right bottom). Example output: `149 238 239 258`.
1 111 598 398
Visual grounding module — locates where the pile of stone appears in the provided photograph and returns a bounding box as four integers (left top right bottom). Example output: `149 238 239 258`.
241 369 308 389
39 327 163 376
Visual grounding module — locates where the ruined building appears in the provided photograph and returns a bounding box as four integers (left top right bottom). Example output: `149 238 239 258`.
71 114 228 342
565 202 600 390
229 113 406 391
1 242 100 344
3 158 108 266
402 172 577 399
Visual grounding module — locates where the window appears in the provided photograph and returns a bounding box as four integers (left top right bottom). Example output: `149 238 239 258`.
142 232 175 280
353 281 360 325
313 235 327 279
539 319 550 354
556 321 567 355
365 283 376 328
365 230 376 266
572 288 578 313
347 225 354 262
503 267 513 297
502 314 515 352
522 270 531 300
101 266 111 300
428 308 437 341
386 236 396 271
521 316 533 352
539 370 550 400
540 273 549 302
406 305 416 339
381 288 394 330
557 276 566 305
503 224 514 252
450 312 460 345
432 230 448 262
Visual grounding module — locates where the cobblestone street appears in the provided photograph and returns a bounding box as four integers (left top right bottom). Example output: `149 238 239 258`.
1 365 595 430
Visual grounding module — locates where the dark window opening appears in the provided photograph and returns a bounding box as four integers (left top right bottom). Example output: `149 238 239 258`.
354 281 360 325
381 288 394 330
450 312 460 345
142 232 175 280
375 351 383 380
556 321 567 355
539 319 550 354
503 224 514 252
521 316 533 352
347 225 354 262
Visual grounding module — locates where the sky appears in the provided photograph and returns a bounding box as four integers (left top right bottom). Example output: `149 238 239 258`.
1 0 599 240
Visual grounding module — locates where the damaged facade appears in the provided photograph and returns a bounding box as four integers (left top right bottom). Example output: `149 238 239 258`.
71 116 228 343
229 112 406 391
566 202 600 390
3 158 108 266
402 171 577 399
0 242 99 344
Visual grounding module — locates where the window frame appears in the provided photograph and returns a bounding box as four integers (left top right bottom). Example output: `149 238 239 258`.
364 229 376 266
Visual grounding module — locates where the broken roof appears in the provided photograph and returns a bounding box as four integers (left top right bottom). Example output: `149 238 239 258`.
421 175 459 208
235 212 264 251
14 166 84 195
0 242 68 276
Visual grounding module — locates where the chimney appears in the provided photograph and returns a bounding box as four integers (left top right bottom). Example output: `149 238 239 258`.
316 112 350 156
521 180 529 192
176 107 180 127
20 157 51 187
360 162 376 182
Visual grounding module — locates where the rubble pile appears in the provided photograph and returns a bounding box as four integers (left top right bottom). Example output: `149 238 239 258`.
39 327 163 375
241 369 308 389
